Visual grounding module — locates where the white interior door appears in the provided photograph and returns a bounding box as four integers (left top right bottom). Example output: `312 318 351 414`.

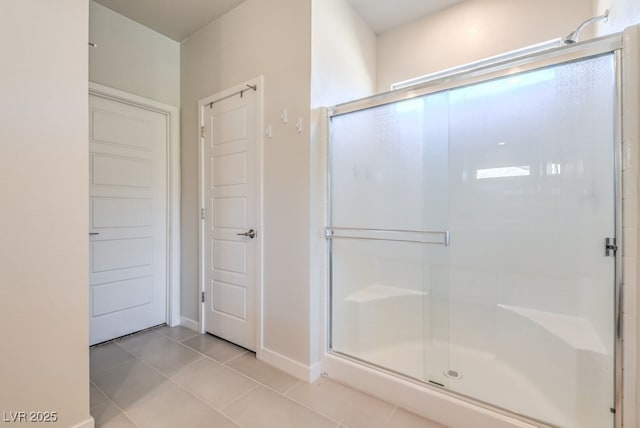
201 83 260 351
89 94 167 345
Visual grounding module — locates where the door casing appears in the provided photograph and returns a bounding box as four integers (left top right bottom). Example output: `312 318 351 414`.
89 81 181 330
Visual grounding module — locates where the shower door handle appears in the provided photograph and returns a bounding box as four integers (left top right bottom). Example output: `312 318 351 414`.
237 229 256 239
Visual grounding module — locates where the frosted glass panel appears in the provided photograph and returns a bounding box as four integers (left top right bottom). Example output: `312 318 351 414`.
329 53 616 428
331 239 448 381
330 93 449 231
330 91 451 386
446 54 615 428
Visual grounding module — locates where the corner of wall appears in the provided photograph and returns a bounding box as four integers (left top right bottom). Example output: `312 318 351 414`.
621 22 640 428
260 347 322 382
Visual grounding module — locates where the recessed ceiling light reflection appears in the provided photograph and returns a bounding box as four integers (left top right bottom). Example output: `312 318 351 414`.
476 165 530 179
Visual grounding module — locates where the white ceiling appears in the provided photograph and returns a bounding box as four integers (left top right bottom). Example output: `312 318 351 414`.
347 0 465 33
93 0 464 42
93 0 246 42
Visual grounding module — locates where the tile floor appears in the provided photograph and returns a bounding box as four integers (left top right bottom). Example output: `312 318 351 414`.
90 326 447 428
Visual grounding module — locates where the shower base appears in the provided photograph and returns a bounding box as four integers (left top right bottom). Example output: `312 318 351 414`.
359 341 572 427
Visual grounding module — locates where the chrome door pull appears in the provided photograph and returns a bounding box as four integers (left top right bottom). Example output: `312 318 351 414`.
237 229 256 239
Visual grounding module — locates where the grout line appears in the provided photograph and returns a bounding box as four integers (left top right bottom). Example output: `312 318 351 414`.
222 362 291 394
222 350 249 365
220 354 303 397
218 383 262 412
166 339 264 389
89 381 109 410
90 381 141 428
282 377 405 428
163 355 210 378
214 354 313 404
116 332 217 376
154 325 200 343
161 368 246 427
283 380 302 395
112 336 261 421
120 351 173 383
112 331 163 356
273 390 342 426
92 334 256 427
89 354 137 380
93 343 377 428
263 377 347 426
219 382 342 427
177 339 246 366
96 332 375 427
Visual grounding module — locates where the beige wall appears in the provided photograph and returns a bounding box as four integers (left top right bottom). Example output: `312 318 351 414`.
595 0 640 35
311 0 376 107
90 1 180 107
376 0 594 92
181 0 313 364
0 1 91 427
309 0 377 366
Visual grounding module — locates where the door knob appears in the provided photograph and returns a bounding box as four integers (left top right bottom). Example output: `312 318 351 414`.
237 229 256 239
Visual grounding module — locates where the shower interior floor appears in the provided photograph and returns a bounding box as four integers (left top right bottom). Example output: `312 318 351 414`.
360 341 571 427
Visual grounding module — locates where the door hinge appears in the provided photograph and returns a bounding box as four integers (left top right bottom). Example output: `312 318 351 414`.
200 126 205 138
201 208 206 220
605 237 617 257
201 291 205 303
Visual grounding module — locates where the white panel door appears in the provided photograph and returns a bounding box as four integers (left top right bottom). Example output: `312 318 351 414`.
89 94 167 345
202 86 259 351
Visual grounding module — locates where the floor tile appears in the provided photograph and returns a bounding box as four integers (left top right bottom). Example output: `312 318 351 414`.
182 334 247 363
169 358 258 409
226 353 298 393
91 401 137 428
385 408 448 428
116 330 162 352
91 358 169 410
126 382 238 428
155 325 199 342
286 378 395 428
119 333 201 374
222 386 336 428
89 329 440 428
90 343 135 378
90 382 110 409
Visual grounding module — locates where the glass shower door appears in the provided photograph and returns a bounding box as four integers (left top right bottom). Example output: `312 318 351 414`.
445 54 616 428
328 51 617 428
329 93 451 383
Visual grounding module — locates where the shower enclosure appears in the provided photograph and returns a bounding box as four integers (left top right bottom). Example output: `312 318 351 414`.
326 36 623 428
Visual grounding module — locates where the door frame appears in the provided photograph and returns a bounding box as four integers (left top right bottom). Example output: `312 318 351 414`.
89 81 182 328
198 76 264 357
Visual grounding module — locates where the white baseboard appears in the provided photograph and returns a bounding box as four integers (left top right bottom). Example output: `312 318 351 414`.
71 416 95 428
180 317 199 332
309 361 323 383
260 347 321 383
